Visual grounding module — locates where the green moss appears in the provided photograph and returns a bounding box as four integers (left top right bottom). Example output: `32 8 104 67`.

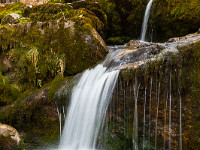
0 2 25 23
150 0 200 41
106 36 130 45
48 74 65 102
72 1 107 26
23 3 71 22
0 72 20 106
68 8 104 32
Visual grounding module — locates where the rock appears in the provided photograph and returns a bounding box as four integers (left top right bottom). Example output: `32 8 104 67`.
2 57 12 70
0 123 23 150
0 79 66 146
198 28 200 34
0 18 108 75
21 0 49 5
2 13 21 25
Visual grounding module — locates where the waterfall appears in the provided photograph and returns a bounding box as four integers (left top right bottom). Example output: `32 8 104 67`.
140 0 154 41
59 64 119 150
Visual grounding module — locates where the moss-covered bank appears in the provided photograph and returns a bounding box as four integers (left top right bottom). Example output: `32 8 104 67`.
0 1 108 147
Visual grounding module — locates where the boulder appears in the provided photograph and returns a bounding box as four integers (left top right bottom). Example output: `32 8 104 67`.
0 123 24 150
2 13 21 25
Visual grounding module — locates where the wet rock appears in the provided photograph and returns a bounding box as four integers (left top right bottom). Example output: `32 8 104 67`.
0 123 23 150
2 13 21 25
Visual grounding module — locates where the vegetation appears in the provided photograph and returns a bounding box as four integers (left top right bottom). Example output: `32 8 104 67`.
0 1 107 147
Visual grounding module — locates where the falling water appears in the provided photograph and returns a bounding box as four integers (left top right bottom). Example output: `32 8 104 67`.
140 0 154 41
164 91 168 149
59 64 119 150
133 76 140 150
148 78 153 149
178 89 182 150
57 107 62 138
143 87 147 150
169 73 172 150
155 82 160 149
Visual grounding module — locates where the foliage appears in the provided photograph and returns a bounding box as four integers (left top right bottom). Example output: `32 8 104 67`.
23 3 71 22
0 72 20 106
149 0 200 41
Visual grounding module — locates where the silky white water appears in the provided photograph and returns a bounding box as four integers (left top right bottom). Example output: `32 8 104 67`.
59 64 119 150
133 76 140 150
140 0 154 41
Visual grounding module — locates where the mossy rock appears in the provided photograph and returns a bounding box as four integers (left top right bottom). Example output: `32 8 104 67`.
0 72 20 106
0 84 60 146
0 18 108 89
68 8 104 33
148 0 200 41
0 2 25 23
23 3 71 22
106 36 131 45
0 123 24 150
2 13 21 25
72 1 107 25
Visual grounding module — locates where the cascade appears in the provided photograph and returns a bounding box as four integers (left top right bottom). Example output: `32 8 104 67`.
59 63 119 149
142 87 147 150
164 91 168 149
169 73 172 150
148 78 153 149
155 82 160 150
57 107 62 139
140 0 154 41
178 89 182 150
132 76 140 150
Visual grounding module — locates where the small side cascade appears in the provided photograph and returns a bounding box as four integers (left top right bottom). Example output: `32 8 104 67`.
133 76 140 150
57 107 62 139
169 73 172 150
140 0 154 41
142 87 147 150
178 89 182 150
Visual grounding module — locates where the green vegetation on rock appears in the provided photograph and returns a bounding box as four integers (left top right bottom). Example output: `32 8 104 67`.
0 2 25 23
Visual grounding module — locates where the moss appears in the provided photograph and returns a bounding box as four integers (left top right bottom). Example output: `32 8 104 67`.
106 36 130 45
48 74 65 102
177 41 200 150
150 0 200 41
0 72 20 106
0 2 25 23
68 8 104 33
72 1 107 26
0 84 60 146
23 3 71 22
0 135 23 150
